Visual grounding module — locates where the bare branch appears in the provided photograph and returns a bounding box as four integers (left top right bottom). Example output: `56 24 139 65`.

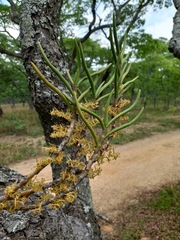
7 0 20 25
119 0 131 11
119 0 152 46
101 28 110 41
71 0 97 62
111 0 117 12
1 24 20 48
0 46 22 59
89 0 97 31
111 0 131 23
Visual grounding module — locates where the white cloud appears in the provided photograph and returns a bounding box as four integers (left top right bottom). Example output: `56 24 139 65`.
144 6 176 39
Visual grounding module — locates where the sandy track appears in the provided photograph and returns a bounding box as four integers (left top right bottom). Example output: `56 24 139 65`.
9 130 180 218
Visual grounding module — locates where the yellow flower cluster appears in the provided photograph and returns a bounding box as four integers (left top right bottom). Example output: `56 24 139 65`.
80 101 99 110
61 171 77 183
4 183 16 198
67 159 86 171
1 95 129 213
88 166 102 179
65 191 77 203
44 144 60 154
51 124 68 138
24 179 45 193
108 99 130 117
51 108 72 122
97 144 119 165
48 190 77 210
49 198 66 210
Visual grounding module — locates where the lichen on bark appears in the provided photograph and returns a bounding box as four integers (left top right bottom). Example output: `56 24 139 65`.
0 1 103 239
169 0 180 58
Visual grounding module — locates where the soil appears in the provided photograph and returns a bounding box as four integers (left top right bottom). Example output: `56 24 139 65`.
9 130 180 220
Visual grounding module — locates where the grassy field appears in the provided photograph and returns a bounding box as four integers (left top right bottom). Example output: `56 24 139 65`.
1 103 180 239
1 103 180 165
112 105 180 144
0 104 44 165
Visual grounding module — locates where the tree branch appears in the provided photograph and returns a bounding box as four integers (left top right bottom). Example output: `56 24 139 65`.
119 0 151 46
111 0 117 12
1 24 20 48
89 0 97 31
119 0 131 11
0 46 22 59
79 23 113 44
71 0 97 62
7 0 20 25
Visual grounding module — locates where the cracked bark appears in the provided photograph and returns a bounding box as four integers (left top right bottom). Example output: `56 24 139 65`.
0 0 102 239
169 0 180 58
0 167 101 240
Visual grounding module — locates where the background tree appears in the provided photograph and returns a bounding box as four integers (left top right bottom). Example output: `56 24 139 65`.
0 0 173 239
127 34 180 109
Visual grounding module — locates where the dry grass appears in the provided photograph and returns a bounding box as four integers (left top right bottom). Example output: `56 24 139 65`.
112 106 180 144
0 104 45 165
0 135 45 165
100 183 180 240
0 103 43 136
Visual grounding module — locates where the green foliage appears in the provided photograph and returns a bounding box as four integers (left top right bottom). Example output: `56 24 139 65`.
0 0 174 106
0 33 30 104
150 185 180 214
0 17 144 213
0 113 25 133
0 104 43 136
0 2 11 25
58 0 173 54
32 21 143 146
126 35 180 108
63 37 111 70
0 138 44 165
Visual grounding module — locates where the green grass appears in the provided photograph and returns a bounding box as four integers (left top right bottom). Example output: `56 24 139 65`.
0 137 45 165
149 185 180 214
112 106 180 144
0 104 44 165
0 104 43 136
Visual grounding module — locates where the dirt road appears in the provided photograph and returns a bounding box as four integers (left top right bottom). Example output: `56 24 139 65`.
9 130 180 218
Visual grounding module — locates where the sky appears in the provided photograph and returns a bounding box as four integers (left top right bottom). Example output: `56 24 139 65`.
143 5 175 40
0 1 176 40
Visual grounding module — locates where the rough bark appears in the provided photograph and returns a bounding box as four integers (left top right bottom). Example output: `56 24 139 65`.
0 0 102 239
0 166 101 240
169 0 180 58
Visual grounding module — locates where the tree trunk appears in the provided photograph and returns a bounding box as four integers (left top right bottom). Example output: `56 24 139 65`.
0 105 3 117
169 0 180 58
0 0 102 239
0 166 101 240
